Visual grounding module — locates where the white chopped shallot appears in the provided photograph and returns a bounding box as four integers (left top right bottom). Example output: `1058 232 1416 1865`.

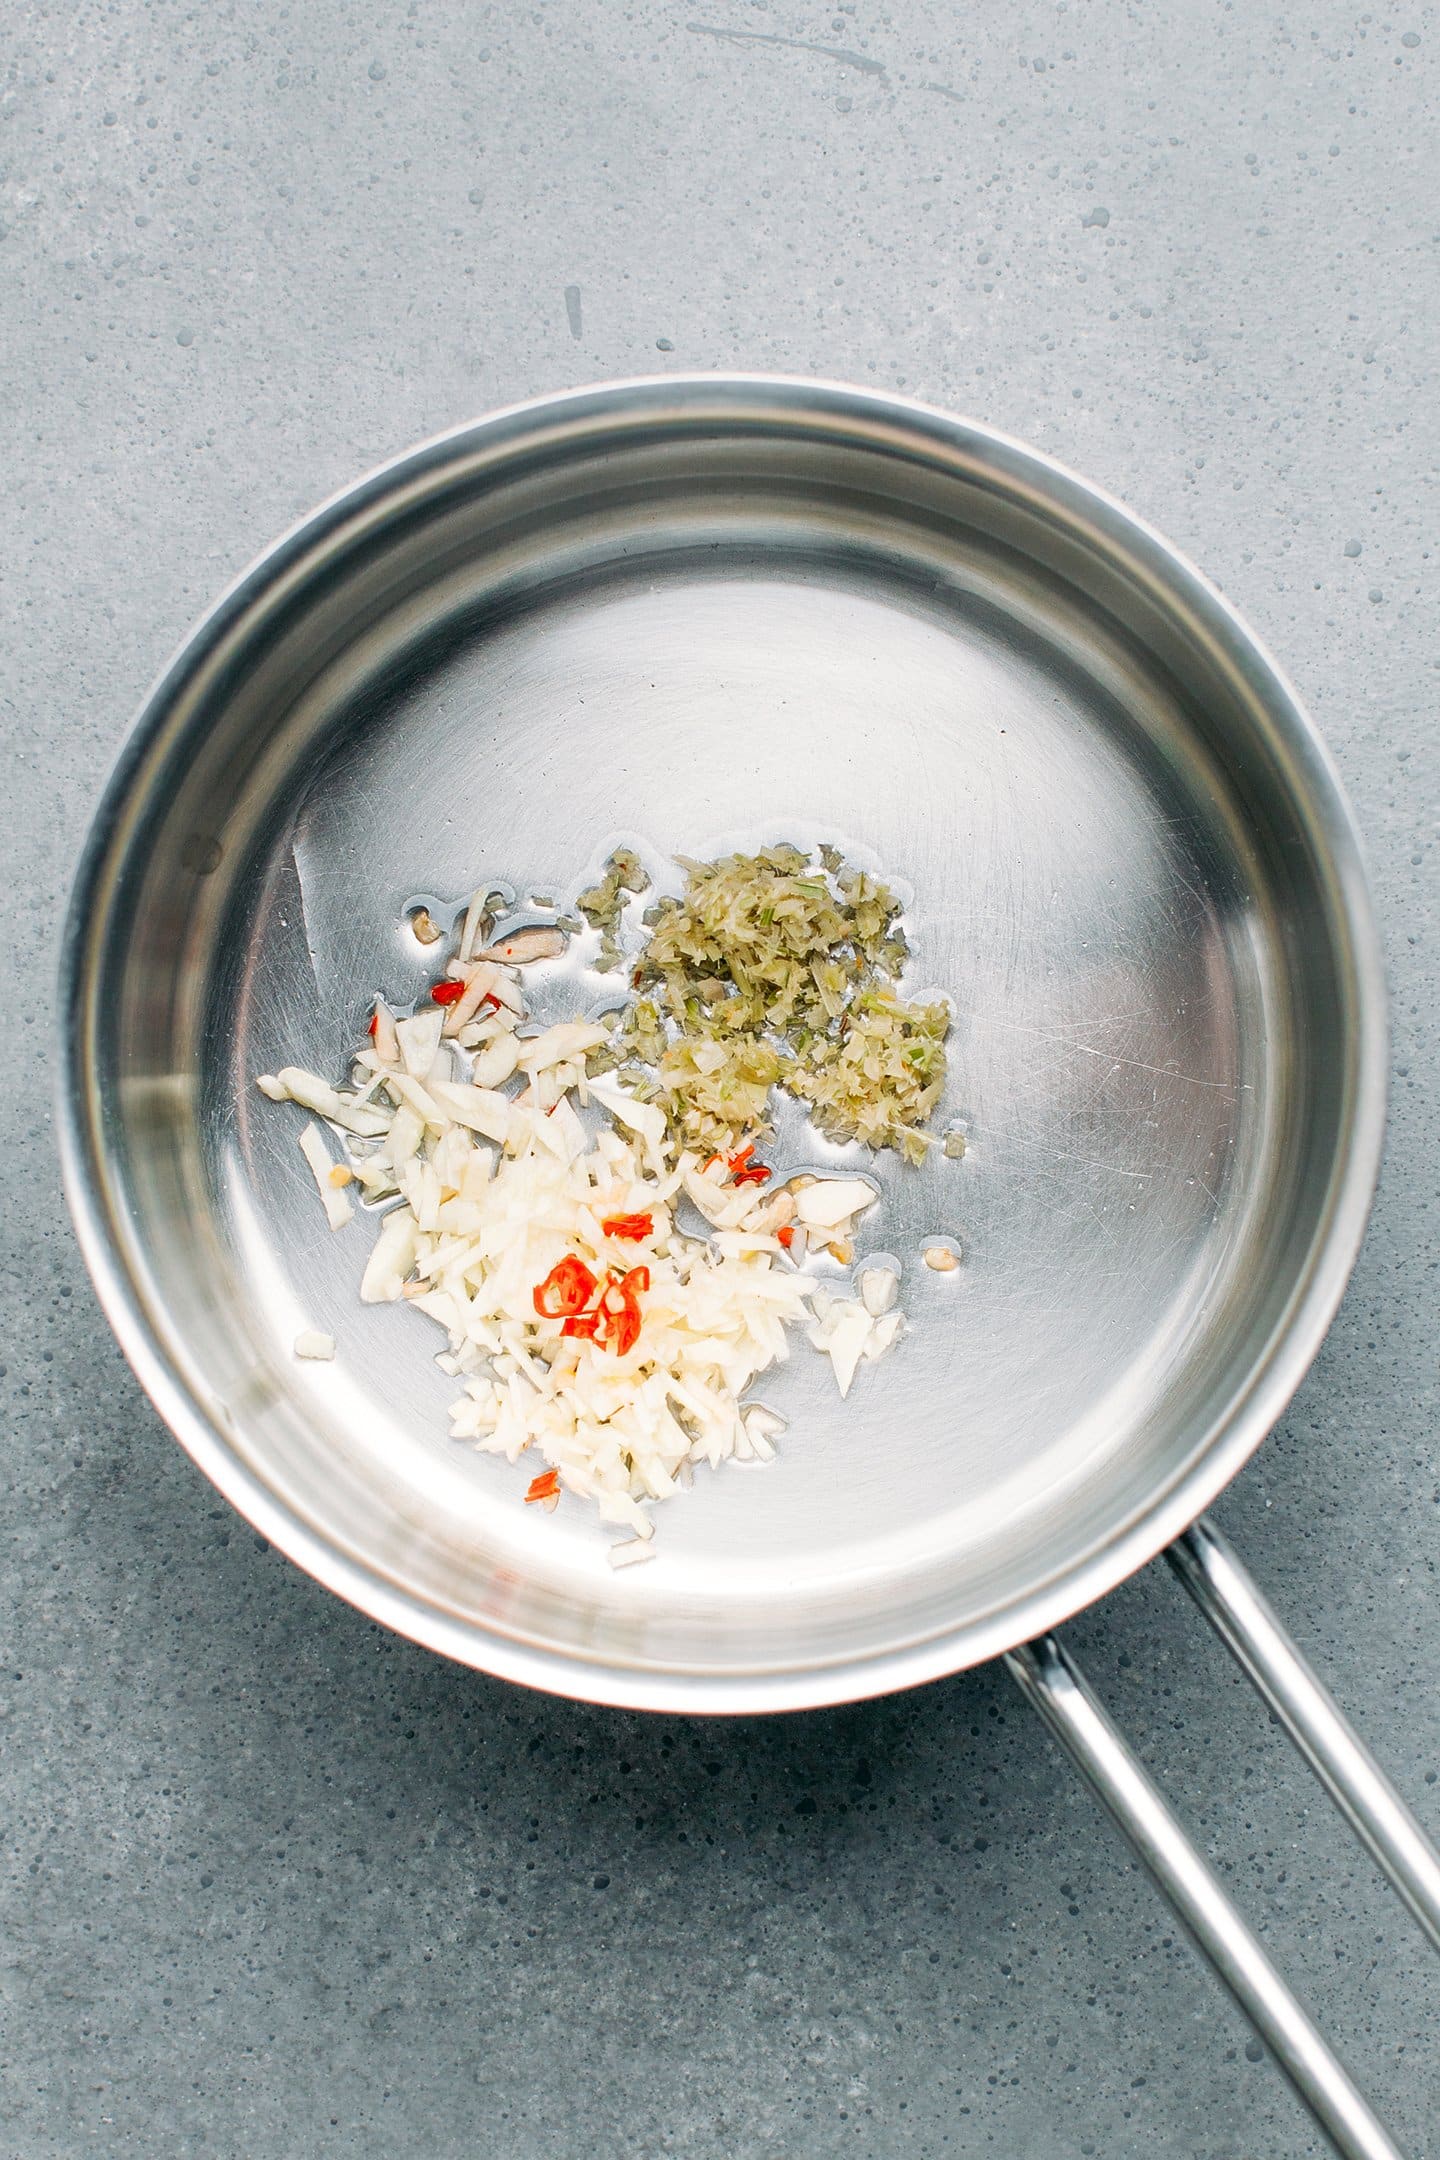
820 1304 874 1397
744 1404 787 1439
479 925 569 966
866 1311 904 1357
395 1007 444 1080
808 1287 906 1398
469 1033 521 1089
297 1120 355 1231
440 961 501 1036
517 1020 609 1074
858 1262 900 1316
294 1329 336 1360
793 1178 878 1232
586 1076 667 1158
267 1067 392 1138
370 1001 400 1067
457 884 494 965
427 1079 513 1143
360 1207 420 1304
742 1404 786 1461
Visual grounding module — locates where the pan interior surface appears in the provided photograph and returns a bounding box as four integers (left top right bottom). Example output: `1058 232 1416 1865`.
65 383 1380 1707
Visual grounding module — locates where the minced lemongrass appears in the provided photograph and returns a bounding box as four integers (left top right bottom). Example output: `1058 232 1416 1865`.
577 846 650 972
608 846 949 1161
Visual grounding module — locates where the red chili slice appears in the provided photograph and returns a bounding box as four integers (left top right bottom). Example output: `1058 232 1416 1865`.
601 1213 654 1241
555 1265 649 1355
596 1276 628 1320
579 1266 649 1355
606 1299 642 1357
702 1144 771 1188
367 1011 379 1039
604 1266 648 1355
533 1255 598 1318
524 1469 561 1503
430 977 467 1007
776 1225 795 1249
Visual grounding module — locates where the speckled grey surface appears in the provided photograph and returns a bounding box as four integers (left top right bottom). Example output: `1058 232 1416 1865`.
3 3 1438 2154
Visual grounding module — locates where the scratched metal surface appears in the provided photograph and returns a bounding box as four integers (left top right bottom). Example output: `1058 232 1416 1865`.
60 382 1379 1708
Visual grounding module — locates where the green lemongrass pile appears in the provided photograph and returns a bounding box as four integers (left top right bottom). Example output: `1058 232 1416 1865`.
583 844 952 1164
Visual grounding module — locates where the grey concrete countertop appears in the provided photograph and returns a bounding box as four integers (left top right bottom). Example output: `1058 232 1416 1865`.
3 3 1437 2154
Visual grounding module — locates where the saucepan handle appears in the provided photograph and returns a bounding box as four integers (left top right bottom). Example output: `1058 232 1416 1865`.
1166 1519 1440 1950
1005 1513 1440 2160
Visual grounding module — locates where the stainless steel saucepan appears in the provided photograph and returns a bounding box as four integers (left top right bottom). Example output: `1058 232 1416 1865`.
58 378 1440 2158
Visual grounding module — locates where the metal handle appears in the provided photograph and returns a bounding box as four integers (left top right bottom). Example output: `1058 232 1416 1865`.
1168 1517 1440 1952
1008 1631 1409 2160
